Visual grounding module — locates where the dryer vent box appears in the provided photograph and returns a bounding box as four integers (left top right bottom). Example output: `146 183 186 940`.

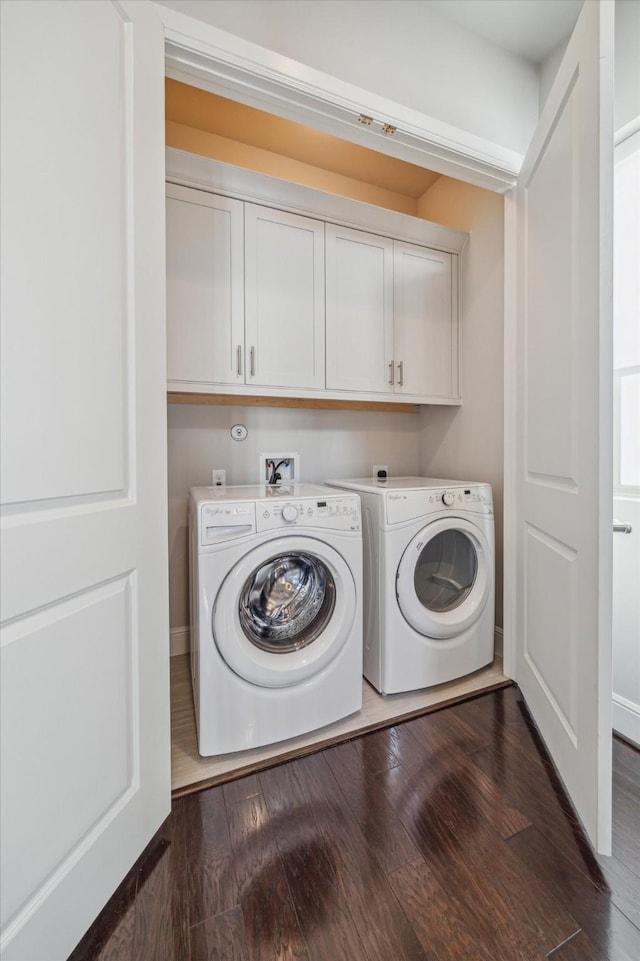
259 452 300 485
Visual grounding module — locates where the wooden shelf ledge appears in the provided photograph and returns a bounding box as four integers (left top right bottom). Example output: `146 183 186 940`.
167 391 421 413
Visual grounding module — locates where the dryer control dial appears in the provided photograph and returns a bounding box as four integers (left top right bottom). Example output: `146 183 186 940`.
282 504 299 523
442 491 455 506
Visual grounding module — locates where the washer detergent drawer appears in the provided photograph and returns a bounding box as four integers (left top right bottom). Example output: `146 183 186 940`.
201 502 256 545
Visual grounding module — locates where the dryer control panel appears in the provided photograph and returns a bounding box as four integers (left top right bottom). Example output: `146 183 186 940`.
386 484 493 525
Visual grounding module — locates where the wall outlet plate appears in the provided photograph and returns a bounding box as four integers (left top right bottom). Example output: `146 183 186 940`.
212 469 226 487
259 452 300 485
373 464 388 481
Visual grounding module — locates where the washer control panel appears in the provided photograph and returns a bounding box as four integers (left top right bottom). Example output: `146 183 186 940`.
257 495 361 532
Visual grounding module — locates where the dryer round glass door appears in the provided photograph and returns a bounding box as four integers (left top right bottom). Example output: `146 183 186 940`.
396 517 492 639
213 535 357 688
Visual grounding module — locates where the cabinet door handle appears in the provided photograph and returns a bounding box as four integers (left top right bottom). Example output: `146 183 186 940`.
397 361 404 386
388 361 394 386
250 346 256 377
237 345 242 377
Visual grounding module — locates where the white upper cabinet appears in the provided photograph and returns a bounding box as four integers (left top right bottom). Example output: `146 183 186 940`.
166 184 244 387
325 224 394 393
165 155 467 405
394 242 457 399
326 226 458 400
244 204 325 390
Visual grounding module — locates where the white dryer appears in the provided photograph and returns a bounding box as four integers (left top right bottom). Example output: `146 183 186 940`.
189 484 363 755
326 477 494 694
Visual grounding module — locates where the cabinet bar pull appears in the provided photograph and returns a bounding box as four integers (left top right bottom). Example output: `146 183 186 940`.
250 346 256 377
613 521 632 533
397 361 404 386
237 345 242 377
388 361 394 386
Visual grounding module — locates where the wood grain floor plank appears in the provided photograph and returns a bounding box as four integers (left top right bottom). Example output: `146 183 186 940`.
65 691 640 961
408 702 493 756
131 811 190 961
614 736 640 781
547 930 611 961
388 857 497 961
190 907 249 961
468 732 603 884
593 851 640 930
612 785 640 877
259 760 371 961
286 751 429 961
380 757 578 960
227 793 310 961
323 736 421 873
392 717 531 838
90 901 135 961
131 845 183 961
507 825 640 961
223 773 263 807
182 784 237 926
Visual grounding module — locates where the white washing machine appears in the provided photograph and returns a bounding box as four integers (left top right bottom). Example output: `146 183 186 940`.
326 477 494 694
189 483 363 755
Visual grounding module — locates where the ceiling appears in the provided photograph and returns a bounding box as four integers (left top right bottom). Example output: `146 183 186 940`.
157 0 583 65
429 0 582 63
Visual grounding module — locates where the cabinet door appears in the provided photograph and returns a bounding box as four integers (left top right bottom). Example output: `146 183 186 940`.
244 204 325 389
326 224 394 393
393 242 457 398
166 185 244 386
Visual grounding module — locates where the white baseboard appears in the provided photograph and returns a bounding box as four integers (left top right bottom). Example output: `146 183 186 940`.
613 693 640 747
494 625 503 658
170 626 190 657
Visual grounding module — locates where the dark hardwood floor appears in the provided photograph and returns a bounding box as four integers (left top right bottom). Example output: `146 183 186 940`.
69 686 640 961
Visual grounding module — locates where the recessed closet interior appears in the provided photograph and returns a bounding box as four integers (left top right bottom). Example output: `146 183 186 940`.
165 79 505 657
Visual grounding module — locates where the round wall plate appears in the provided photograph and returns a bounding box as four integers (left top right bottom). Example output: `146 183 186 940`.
231 424 248 441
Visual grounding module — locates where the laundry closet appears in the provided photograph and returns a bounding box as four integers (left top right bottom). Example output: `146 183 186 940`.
165 79 506 667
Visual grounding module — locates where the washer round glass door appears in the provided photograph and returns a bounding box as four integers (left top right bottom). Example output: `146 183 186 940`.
239 552 336 653
396 518 491 639
213 536 356 688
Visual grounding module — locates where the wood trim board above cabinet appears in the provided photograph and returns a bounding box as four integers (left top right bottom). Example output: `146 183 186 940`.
167 392 421 413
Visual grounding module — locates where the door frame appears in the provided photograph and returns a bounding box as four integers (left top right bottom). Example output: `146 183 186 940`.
154 1 614 849
159 4 521 194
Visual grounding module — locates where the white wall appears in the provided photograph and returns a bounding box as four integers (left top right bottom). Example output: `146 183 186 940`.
167 403 420 634
538 39 569 113
416 177 505 627
540 1 640 131
154 0 540 156
615 0 640 132
612 499 640 744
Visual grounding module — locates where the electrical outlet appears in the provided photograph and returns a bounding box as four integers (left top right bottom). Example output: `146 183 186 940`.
211 469 226 487
373 464 388 481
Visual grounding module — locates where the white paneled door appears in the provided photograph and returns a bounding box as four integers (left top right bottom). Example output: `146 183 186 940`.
0 2 170 959
513 0 614 852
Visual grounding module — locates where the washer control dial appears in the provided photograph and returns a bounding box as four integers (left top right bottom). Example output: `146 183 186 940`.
442 491 455 506
282 504 299 523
